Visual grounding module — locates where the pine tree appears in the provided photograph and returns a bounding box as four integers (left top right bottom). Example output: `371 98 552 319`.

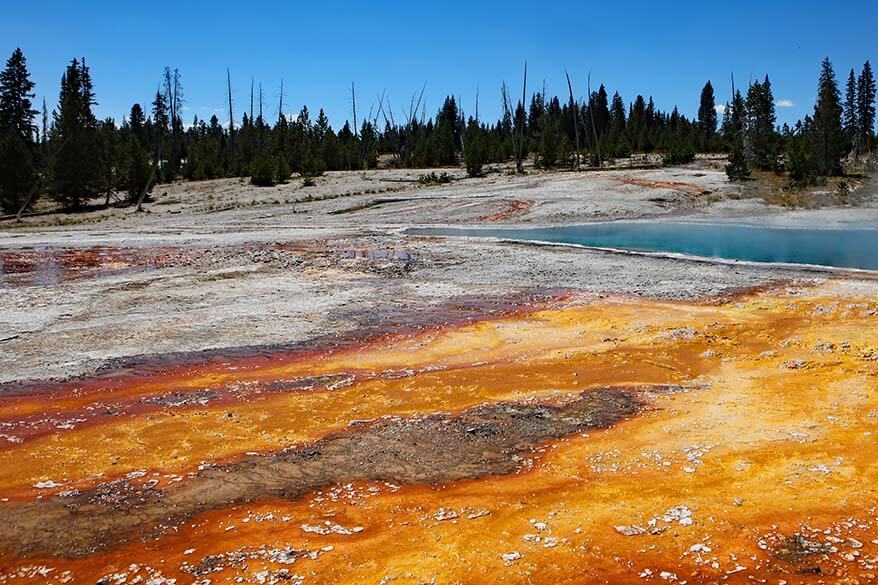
843 69 859 155
812 58 845 176
435 96 459 165
97 118 120 204
0 48 38 213
464 118 484 176
536 98 569 168
608 92 627 157
274 155 291 183
151 89 169 180
589 85 610 141
0 131 35 213
128 103 147 145
785 117 818 184
628 95 646 150
125 134 150 202
0 48 37 139
697 81 717 151
745 76 777 170
51 58 103 208
314 108 330 142
725 90 750 181
858 61 876 154
249 150 276 186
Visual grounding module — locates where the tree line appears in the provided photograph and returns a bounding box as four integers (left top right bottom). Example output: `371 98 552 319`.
0 48 875 215
723 58 876 185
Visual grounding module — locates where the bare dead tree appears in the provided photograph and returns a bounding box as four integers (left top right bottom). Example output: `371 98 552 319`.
359 93 386 165
407 82 427 126
41 98 47 148
509 61 528 173
587 72 601 168
377 92 393 132
14 134 75 221
250 77 254 121
375 90 387 126
565 70 581 170
278 79 284 123
227 69 236 170
15 172 48 221
161 67 179 175
373 93 385 129
173 69 182 123
386 96 396 128
475 86 480 123
351 82 358 138
162 68 183 157
163 67 173 123
377 95 403 163
136 132 163 212
577 100 593 161
501 81 516 163
250 76 256 123
15 184 39 222
457 94 466 156
395 83 427 164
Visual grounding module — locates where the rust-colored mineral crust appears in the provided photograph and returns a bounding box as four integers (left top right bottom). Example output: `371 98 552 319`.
2 282 878 583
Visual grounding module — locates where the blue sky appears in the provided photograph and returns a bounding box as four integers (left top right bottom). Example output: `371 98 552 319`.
2 0 875 129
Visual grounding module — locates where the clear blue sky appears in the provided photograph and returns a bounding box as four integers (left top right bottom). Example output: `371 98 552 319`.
2 0 875 129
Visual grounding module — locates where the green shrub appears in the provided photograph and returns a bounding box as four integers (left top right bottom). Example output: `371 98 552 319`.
662 144 695 166
417 172 453 185
275 156 291 184
250 154 276 187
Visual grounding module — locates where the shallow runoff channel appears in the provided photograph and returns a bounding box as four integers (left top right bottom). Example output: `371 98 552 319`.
408 222 878 271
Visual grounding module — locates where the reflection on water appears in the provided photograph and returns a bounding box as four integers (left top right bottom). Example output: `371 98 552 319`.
340 249 417 261
409 222 878 270
0 243 422 287
0 246 177 287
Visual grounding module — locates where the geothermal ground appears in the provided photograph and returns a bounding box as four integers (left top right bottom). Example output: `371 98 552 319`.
2 159 878 584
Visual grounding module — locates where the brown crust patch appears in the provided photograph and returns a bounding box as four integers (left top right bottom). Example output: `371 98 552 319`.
619 177 711 196
0 387 644 559
478 199 535 221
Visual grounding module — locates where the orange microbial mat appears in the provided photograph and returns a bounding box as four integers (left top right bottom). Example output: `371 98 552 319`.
2 282 878 584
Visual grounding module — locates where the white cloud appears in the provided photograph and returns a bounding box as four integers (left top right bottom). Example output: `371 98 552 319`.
714 104 727 114
775 99 795 108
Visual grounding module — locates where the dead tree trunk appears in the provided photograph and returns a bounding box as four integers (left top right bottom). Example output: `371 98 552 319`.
15 183 40 222
475 86 480 122
351 82 358 138
517 61 528 173
278 79 284 122
587 72 601 168
227 69 236 172
565 70 581 170
16 135 72 222
136 133 163 212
